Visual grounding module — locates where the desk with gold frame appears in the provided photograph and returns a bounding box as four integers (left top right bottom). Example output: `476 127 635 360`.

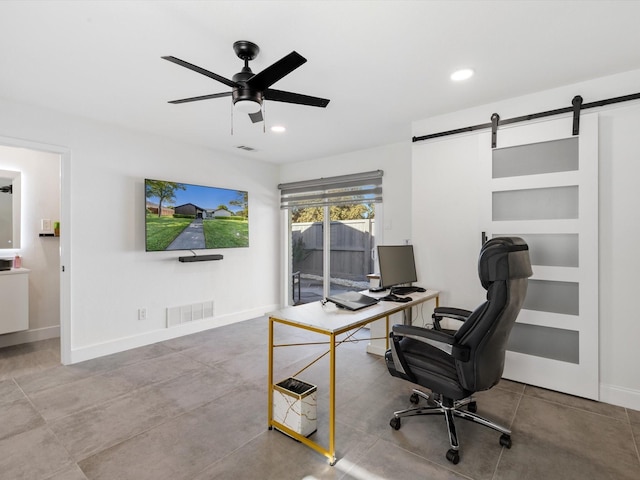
267 289 440 465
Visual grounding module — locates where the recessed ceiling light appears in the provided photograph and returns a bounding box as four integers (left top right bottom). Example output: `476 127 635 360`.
450 68 474 82
271 125 286 133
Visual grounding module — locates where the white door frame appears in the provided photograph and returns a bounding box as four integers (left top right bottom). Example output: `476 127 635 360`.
0 135 71 365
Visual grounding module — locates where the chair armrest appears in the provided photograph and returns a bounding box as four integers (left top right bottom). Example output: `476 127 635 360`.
432 307 472 333
392 324 455 345
391 324 470 362
433 307 472 322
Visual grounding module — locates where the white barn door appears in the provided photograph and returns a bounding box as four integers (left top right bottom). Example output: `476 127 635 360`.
480 113 599 400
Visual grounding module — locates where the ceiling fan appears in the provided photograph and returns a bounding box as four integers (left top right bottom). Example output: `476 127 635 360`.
162 40 330 123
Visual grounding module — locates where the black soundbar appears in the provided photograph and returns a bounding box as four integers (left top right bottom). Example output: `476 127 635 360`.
178 254 223 263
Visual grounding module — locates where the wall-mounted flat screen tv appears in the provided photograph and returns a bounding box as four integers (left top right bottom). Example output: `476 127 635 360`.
145 178 249 251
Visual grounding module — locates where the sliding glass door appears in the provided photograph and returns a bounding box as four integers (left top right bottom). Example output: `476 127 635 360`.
280 170 383 306
290 207 325 305
329 205 375 297
288 203 376 305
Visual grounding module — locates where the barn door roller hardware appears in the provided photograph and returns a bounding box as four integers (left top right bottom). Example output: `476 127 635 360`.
413 92 640 147
491 95 582 148
491 113 500 148
572 95 583 136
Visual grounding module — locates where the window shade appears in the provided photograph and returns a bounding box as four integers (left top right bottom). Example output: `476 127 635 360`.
278 170 383 209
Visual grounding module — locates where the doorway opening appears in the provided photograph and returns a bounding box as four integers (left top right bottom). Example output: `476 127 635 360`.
0 137 71 366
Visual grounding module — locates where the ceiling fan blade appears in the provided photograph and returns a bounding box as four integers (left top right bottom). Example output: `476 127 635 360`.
248 111 264 123
264 88 330 108
162 56 237 88
168 92 232 104
246 51 307 91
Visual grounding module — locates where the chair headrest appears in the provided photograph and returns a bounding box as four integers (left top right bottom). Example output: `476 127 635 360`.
478 237 533 289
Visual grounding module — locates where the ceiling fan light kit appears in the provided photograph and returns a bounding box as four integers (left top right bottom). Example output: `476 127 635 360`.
234 99 262 114
162 40 329 127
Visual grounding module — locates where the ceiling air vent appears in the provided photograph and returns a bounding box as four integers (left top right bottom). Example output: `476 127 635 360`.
236 145 257 152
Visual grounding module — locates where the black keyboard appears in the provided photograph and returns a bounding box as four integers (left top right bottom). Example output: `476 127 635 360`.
381 294 412 303
391 286 426 295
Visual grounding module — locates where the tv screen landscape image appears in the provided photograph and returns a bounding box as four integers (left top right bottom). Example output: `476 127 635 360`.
145 178 249 251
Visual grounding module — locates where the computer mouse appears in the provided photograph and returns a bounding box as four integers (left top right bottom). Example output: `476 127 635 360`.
397 296 412 303
416 287 426 292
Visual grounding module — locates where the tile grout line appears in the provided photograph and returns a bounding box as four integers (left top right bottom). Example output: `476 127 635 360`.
521 386 631 423
189 428 270 480
393 440 477 480
12 379 88 480
491 389 525 480
626 408 640 466
19 350 210 424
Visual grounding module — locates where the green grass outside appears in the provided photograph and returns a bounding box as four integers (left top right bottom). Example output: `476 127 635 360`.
146 215 193 251
146 215 249 250
203 218 249 248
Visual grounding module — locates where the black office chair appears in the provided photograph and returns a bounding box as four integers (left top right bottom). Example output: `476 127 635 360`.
385 237 532 464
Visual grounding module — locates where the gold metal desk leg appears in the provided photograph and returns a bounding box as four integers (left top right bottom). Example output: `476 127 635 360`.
328 331 337 465
386 315 390 351
267 317 274 429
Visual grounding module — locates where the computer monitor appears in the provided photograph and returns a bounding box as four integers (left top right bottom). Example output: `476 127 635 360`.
377 245 418 292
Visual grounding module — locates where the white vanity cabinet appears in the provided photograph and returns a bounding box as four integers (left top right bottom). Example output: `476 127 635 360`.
0 268 29 334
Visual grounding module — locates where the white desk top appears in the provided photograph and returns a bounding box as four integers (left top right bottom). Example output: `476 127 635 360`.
268 289 439 335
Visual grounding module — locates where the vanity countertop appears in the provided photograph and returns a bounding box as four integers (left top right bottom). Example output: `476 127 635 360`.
0 267 30 275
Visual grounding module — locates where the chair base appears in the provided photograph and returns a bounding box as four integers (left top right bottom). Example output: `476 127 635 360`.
390 389 512 464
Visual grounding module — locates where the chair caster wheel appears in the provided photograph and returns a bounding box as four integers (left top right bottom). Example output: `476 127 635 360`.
409 393 420 404
500 434 512 448
390 417 401 430
446 449 460 464
467 401 477 413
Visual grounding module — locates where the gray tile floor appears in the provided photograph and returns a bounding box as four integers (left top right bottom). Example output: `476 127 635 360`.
1 317 639 480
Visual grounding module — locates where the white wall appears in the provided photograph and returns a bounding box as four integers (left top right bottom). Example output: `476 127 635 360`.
411 68 640 410
0 97 281 362
598 102 640 406
412 134 485 309
0 145 61 346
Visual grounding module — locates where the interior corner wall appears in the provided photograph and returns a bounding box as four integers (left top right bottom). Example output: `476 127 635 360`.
0 97 281 363
0 145 60 346
278 141 413 246
411 68 640 410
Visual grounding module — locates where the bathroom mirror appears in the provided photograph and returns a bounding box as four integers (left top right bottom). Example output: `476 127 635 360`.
0 169 20 249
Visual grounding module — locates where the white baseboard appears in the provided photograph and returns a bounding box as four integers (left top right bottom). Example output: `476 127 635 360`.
0 325 60 348
68 304 278 364
599 382 640 411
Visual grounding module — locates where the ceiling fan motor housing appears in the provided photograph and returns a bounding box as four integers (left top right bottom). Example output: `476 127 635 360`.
232 67 263 107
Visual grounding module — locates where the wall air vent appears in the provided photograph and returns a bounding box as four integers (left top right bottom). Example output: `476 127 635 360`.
235 145 257 152
167 300 214 327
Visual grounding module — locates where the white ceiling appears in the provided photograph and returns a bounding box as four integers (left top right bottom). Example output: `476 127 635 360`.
2 1 640 164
